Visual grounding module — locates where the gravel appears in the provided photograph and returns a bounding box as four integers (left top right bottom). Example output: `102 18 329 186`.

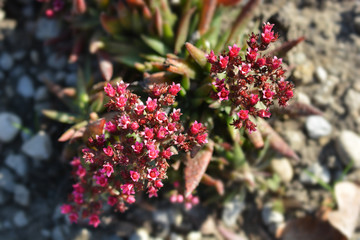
270 157 294 183
13 211 28 228
17 75 35 98
14 184 30 207
336 130 360 168
305 115 332 139
0 168 15 192
300 162 331 184
4 154 27 177
35 18 61 40
21 131 52 161
0 52 14 71
0 112 22 143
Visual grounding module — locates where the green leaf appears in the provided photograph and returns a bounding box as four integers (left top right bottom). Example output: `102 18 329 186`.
141 35 171 56
174 7 196 54
42 110 79 124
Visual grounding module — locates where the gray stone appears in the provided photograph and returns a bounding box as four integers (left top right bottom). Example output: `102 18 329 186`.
34 86 48 102
305 115 332 139
271 157 294 183
261 205 284 226
41 229 51 238
354 16 360 34
336 130 360 168
0 112 21 143
152 210 171 238
344 89 360 115
170 233 184 240
14 184 30 207
74 229 91 240
300 162 331 184
0 190 9 205
13 211 28 227
5 154 27 177
37 70 54 83
65 73 77 86
10 66 25 79
48 53 67 70
0 168 15 192
30 50 39 64
0 9 5 21
222 194 245 227
0 52 14 71
21 131 52 161
296 92 311 105
13 51 26 61
36 18 60 40
17 75 35 98
55 71 67 82
52 225 70 240
293 61 315 84
315 66 327 83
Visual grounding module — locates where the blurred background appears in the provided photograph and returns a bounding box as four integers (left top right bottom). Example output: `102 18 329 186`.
0 0 359 239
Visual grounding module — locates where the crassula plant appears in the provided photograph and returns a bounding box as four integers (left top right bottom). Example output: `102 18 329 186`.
61 81 207 227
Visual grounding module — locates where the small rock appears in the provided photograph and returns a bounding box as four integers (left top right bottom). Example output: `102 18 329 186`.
34 86 48 102
10 66 25 79
21 131 52 161
354 16 360 34
170 233 184 240
344 89 360 115
65 73 77 86
300 162 331 184
0 168 15 192
296 92 311 105
48 53 67 70
0 9 5 21
30 50 39 64
315 66 327 83
41 229 51 238
222 194 245 227
336 130 360 168
74 229 91 240
55 71 67 82
283 130 306 152
52 225 70 240
0 112 22 143
129 228 149 240
14 184 30 207
305 115 332 139
17 75 35 98
0 190 10 205
0 52 14 71
36 18 60 40
186 232 202 240
293 61 315 84
13 211 28 227
152 210 170 238
5 154 27 177
261 205 284 225
271 157 294 183
13 51 26 61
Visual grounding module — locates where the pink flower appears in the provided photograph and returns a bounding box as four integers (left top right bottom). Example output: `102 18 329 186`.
170 194 177 203
272 56 282 69
155 111 167 122
258 109 271 118
286 90 294 98
102 163 114 177
60 204 72 214
96 176 108 187
196 133 208 144
246 47 258 62
126 195 136 204
238 110 249 120
239 63 251 75
250 94 259 105
190 121 202 135
108 196 117 206
166 122 177 133
76 166 86 178
155 179 163 188
191 196 200 205
73 193 83 204
115 95 127 108
161 147 173 159
256 58 266 67
121 183 135 195
262 88 275 100
104 83 116 97
228 44 241 57
148 186 158 198
105 121 117 133
177 194 184 203
185 202 193 210
72 183 85 194
146 97 157 112
148 148 159 160
217 88 229 101
130 121 139 131
170 109 182 121
156 126 168 139
116 81 129 95
134 103 145 115
143 127 154 140
219 56 229 68
69 212 78 223
130 171 140 182
132 142 143 154
147 168 159 181
89 214 100 228
261 31 275 44
103 146 113 157
118 115 130 129
206 50 217 63
168 83 181 95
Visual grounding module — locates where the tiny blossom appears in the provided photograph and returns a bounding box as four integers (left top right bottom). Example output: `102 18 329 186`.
107 196 117 206
147 168 159 181
272 56 282 69
131 142 143 154
105 121 117 133
219 56 229 68
126 195 136 204
115 95 127 108
130 121 139 131
168 83 181 95
104 83 116 97
102 163 114 177
205 50 217 63
146 97 157 112
121 183 135 195
155 111 167 122
89 214 100 228
196 133 208 144
238 110 249 120
262 88 275 100
156 126 168 139
190 121 202 135
96 176 108 187
148 186 158 198
161 147 173 159
76 166 86 178
239 63 251 75
155 179 163 188
118 115 130 129
228 44 241 58
103 146 113 157
61 204 72 214
170 109 182 121
130 171 140 182
258 109 271 118
143 127 154 139
177 194 184 203
134 103 145 115
217 88 229 101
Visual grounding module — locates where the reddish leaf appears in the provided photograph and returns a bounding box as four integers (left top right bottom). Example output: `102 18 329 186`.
82 118 106 142
257 119 300 161
184 140 214 197
69 36 84 63
217 0 243 6
201 173 224 195
100 13 122 35
272 102 323 117
198 0 217 35
154 7 163 37
58 128 76 142
174 7 196 54
269 36 305 56
97 51 113 81
72 0 87 15
165 57 196 78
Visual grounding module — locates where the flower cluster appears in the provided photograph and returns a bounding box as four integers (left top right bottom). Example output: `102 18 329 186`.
61 81 207 227
169 182 200 210
206 22 294 132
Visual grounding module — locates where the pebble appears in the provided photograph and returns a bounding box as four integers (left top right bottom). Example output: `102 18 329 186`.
354 16 360 34
21 131 52 161
13 51 26 61
344 89 360 115
0 112 22 143
73 229 91 240
55 71 67 82
0 71 4 81
129 228 149 240
17 75 35 98
336 130 360 168
300 162 331 184
36 18 60 40
305 115 332 139
186 232 202 240
0 190 9 205
152 210 170 237
270 157 294 183
296 92 311 105
0 168 15 192
261 205 284 226
170 233 184 240
0 52 14 71
315 66 327 82
5 154 27 177
30 50 39 64
283 130 306 152
66 73 77 86
293 61 315 84
14 184 30 207
10 66 25 79
48 53 67 70
34 86 48 102
222 194 245 227
52 225 70 240
13 211 28 227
